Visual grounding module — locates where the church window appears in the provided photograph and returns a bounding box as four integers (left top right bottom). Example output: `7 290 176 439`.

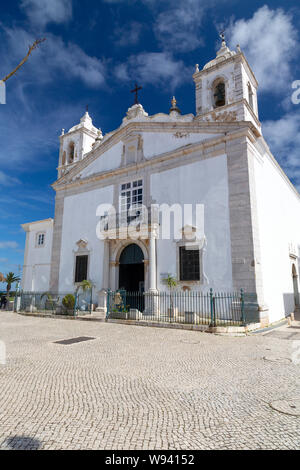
75 255 88 283
120 180 143 222
248 83 254 109
68 142 75 164
36 232 45 247
213 81 226 107
179 246 200 281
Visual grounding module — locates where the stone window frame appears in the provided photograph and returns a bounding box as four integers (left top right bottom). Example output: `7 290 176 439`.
247 82 254 110
176 239 204 286
118 177 144 218
210 75 228 110
35 232 46 248
72 240 91 287
68 141 75 164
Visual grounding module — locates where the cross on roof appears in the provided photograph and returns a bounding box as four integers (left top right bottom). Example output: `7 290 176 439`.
131 83 142 105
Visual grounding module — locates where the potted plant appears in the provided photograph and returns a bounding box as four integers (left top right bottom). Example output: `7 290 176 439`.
162 274 178 320
41 292 59 312
62 294 75 315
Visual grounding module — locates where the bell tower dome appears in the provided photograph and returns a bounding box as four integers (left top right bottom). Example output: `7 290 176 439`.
193 34 260 131
58 109 98 178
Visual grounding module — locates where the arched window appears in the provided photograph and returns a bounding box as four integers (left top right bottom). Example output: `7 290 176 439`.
248 82 254 110
68 142 75 164
213 80 226 107
62 151 66 166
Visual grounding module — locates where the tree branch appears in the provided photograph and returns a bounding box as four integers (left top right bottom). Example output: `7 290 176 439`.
1 38 46 83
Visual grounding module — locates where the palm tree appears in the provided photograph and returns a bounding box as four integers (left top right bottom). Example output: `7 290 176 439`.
5 272 21 303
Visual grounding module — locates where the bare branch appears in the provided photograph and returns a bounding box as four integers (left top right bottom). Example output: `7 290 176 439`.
1 38 46 83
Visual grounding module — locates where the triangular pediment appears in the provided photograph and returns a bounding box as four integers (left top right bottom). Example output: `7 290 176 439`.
53 120 255 189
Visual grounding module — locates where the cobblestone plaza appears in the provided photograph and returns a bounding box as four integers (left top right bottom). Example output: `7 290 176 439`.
0 312 299 450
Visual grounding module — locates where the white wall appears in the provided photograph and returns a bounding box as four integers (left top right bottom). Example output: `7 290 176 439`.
22 221 53 292
151 154 233 290
80 142 123 178
254 146 300 322
59 185 114 296
142 132 221 159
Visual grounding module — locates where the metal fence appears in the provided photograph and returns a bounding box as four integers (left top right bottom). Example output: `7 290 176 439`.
107 289 246 327
16 288 247 326
17 290 93 316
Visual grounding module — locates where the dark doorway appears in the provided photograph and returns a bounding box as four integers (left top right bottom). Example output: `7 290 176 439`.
119 244 144 292
119 244 145 310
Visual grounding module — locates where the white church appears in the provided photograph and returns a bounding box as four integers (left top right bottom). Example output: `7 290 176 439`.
21 37 300 326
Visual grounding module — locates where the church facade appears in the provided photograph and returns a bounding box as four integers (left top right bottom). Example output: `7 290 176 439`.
21 38 300 326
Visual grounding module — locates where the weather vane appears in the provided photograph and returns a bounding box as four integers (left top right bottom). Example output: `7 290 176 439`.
131 83 142 105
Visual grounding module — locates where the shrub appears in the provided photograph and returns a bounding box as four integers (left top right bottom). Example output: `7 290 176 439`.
62 294 75 311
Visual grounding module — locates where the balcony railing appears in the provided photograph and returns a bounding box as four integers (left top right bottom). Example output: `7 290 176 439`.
99 205 159 233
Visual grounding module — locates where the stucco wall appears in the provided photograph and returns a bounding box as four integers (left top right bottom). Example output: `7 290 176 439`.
254 147 300 322
151 154 233 291
80 142 123 178
22 221 53 292
142 132 220 159
59 185 114 294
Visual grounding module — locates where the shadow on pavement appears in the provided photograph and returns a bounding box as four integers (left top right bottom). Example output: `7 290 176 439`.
1 435 42 450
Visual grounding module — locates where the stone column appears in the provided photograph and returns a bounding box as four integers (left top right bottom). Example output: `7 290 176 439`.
148 236 157 292
110 261 119 291
102 239 110 290
145 233 158 316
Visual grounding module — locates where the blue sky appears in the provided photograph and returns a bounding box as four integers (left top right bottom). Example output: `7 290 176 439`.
0 0 299 287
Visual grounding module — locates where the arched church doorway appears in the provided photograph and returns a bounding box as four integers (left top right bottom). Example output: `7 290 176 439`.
119 243 144 292
292 264 300 307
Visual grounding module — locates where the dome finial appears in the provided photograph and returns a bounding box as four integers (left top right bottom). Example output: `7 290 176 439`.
169 96 181 115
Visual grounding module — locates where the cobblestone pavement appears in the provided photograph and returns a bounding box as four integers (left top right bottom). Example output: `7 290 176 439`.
0 312 299 450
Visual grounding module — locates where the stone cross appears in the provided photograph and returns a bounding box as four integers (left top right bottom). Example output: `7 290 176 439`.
131 83 142 105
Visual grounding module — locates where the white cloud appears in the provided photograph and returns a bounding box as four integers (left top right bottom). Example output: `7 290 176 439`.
228 6 298 93
263 112 300 191
1 27 106 89
21 0 72 27
153 0 206 52
0 171 21 187
114 21 143 47
0 242 19 249
115 52 190 89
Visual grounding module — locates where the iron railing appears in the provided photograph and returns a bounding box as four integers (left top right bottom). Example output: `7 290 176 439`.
17 289 247 327
17 290 93 316
106 289 246 327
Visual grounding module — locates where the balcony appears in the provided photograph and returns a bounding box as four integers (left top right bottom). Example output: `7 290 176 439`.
98 205 159 239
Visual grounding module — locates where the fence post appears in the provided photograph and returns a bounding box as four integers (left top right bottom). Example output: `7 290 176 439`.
74 292 78 317
209 288 215 327
106 289 111 320
240 288 245 326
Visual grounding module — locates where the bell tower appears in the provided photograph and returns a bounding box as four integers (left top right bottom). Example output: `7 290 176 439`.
58 109 98 178
193 34 260 131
